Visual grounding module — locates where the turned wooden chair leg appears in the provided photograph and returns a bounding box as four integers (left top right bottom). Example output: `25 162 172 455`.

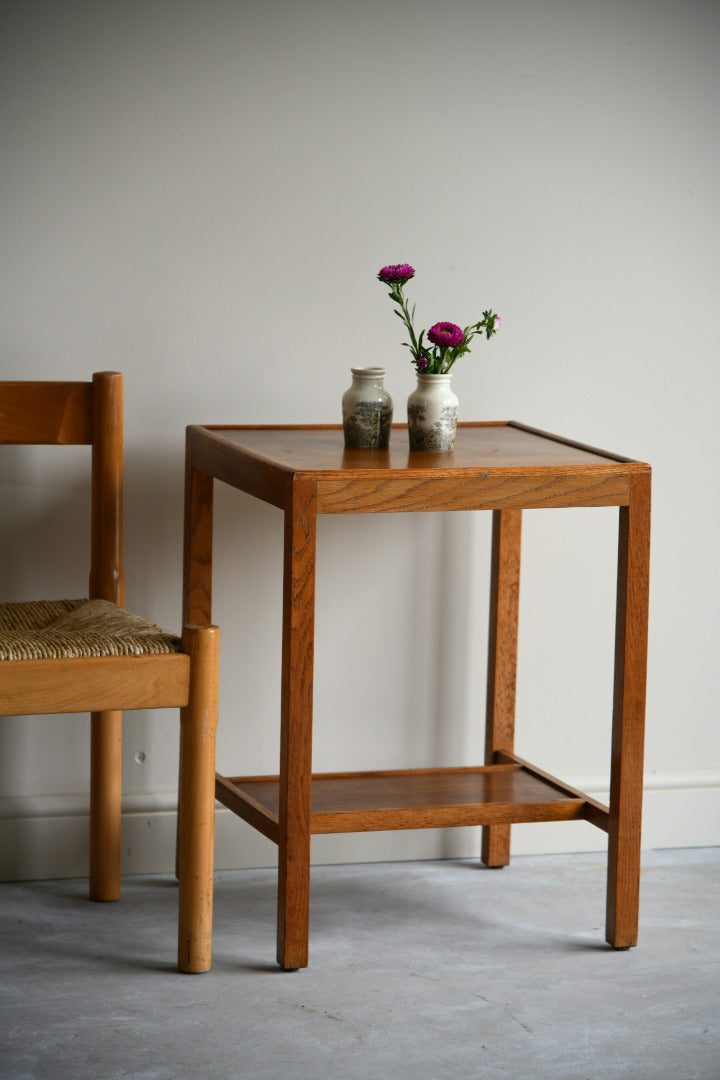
89 709 122 901
177 624 220 974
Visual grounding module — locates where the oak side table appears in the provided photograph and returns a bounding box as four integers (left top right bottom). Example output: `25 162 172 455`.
183 422 651 970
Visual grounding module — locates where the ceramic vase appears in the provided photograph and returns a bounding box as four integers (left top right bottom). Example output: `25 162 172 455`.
342 367 393 449
407 373 459 451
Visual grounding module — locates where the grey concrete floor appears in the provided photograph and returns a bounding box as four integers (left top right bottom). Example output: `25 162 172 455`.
1 848 718 1080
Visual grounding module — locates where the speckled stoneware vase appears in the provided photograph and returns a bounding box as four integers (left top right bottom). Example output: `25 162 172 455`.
342 367 393 449
407 373 458 451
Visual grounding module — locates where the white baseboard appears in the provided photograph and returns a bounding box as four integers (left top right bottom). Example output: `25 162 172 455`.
1 771 718 882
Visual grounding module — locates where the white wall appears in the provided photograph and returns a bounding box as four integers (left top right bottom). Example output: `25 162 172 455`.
1 0 718 880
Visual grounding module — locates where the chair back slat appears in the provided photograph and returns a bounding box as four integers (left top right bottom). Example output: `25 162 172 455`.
90 373 124 605
0 381 94 444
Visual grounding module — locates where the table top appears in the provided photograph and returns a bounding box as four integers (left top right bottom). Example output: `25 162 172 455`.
186 422 649 514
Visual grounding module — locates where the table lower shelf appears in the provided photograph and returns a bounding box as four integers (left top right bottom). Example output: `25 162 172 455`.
215 757 610 844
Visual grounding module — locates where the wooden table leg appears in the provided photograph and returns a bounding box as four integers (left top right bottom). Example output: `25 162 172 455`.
277 477 318 969
482 509 522 867
179 454 214 880
183 454 214 626
606 472 651 947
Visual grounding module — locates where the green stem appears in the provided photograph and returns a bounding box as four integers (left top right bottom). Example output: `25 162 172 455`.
390 286 423 364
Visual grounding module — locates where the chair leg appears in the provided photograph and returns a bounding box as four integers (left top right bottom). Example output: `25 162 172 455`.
89 710 122 901
177 624 220 974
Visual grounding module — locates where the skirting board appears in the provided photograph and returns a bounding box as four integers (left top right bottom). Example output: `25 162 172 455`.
1 772 718 882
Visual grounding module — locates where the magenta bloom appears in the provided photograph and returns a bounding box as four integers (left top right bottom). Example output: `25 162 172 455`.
416 355 430 372
428 321 464 348
378 263 415 285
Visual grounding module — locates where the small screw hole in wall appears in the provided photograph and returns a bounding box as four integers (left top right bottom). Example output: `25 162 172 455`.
134 751 146 765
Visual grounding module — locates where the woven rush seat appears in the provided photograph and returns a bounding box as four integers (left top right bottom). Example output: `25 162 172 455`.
0 598 181 661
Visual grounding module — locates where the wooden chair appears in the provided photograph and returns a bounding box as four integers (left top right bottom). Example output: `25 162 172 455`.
0 372 219 973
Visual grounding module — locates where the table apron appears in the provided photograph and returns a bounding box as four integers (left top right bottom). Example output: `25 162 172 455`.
315 471 631 514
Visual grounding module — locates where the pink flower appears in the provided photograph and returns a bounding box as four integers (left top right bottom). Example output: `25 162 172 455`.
377 263 415 285
427 321 464 348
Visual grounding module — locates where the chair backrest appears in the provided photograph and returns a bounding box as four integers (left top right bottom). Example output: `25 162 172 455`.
0 372 125 605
